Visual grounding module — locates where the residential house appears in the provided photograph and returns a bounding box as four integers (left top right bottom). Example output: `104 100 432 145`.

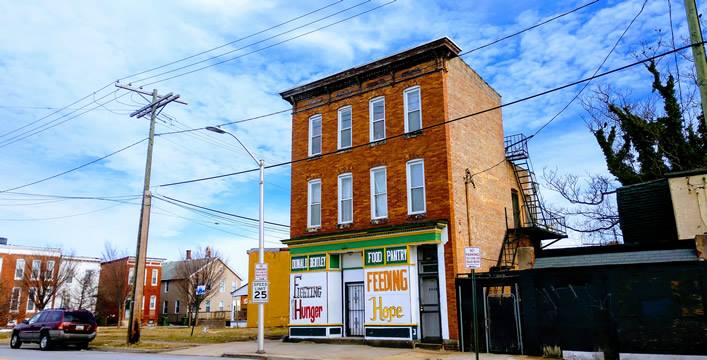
278 37 564 346
55 255 102 312
95 256 165 325
160 250 242 326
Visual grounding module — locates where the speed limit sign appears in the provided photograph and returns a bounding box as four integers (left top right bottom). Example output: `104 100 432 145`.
252 281 269 304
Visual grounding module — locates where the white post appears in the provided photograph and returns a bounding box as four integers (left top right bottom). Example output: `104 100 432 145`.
257 159 265 354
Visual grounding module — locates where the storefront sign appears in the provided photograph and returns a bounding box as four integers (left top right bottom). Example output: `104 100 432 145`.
290 272 327 324
291 256 308 272
364 265 412 325
308 254 326 270
365 248 385 266
385 246 408 264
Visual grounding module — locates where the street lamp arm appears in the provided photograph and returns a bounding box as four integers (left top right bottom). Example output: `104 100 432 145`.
205 126 260 165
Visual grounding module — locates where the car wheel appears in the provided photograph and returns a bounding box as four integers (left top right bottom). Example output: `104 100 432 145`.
39 333 51 351
9 333 21 349
79 342 89 350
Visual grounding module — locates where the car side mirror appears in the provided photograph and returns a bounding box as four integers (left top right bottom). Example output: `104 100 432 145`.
21 320 29 324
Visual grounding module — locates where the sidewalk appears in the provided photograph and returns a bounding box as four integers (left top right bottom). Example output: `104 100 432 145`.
166 339 542 360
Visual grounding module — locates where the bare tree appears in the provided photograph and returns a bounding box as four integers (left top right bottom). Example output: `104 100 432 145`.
175 247 225 336
96 242 131 327
23 249 77 311
73 269 99 310
0 281 12 325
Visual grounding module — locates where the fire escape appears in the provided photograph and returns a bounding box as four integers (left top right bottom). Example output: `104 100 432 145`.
495 134 567 271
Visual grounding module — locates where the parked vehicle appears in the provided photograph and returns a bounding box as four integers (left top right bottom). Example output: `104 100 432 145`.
10 309 97 350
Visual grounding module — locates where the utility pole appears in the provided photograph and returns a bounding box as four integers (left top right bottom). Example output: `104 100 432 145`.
684 0 707 128
116 83 186 344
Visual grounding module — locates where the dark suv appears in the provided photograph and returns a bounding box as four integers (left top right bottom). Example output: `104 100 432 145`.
10 309 97 350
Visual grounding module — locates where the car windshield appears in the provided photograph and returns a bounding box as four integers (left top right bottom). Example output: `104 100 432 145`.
63 311 95 323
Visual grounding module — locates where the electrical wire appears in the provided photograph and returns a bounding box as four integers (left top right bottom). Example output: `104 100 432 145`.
0 202 136 221
157 42 703 188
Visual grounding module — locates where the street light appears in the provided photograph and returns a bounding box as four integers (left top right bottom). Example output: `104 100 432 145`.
205 125 266 354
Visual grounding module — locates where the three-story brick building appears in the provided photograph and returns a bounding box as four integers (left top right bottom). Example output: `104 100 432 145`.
279 38 564 347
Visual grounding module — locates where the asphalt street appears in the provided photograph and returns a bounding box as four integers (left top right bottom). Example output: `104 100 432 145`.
0 344 241 360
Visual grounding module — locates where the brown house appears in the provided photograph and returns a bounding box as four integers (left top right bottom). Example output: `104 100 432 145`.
279 37 564 346
95 256 164 325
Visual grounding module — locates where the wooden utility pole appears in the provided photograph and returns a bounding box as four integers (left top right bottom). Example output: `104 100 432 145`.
115 83 185 344
684 0 707 128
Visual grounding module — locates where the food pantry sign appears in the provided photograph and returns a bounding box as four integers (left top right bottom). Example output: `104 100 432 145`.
364 246 412 325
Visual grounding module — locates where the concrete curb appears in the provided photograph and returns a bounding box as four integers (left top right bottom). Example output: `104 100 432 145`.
221 353 317 360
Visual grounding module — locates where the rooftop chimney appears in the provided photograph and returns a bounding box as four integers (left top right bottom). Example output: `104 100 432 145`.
0 237 6 245
186 249 192 260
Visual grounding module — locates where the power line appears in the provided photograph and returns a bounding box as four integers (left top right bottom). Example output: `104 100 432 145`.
459 0 599 56
158 42 703 188
531 0 647 138
153 194 290 228
0 202 136 221
0 137 147 193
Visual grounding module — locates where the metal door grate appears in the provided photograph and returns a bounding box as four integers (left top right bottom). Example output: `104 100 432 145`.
346 283 365 337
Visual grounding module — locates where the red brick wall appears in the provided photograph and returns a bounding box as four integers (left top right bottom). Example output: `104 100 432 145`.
290 60 452 238
0 252 61 323
96 258 161 325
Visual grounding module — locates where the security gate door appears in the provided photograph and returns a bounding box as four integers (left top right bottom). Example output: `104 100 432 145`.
420 275 442 341
346 282 365 337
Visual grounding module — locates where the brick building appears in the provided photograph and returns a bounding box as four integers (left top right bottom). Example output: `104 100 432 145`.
278 38 564 346
95 256 164 325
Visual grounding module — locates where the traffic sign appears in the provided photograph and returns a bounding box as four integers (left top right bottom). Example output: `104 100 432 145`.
196 285 206 296
464 247 481 269
252 281 269 304
254 263 268 282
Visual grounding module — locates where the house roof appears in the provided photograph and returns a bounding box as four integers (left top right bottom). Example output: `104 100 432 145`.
533 249 699 269
231 283 249 297
161 257 243 282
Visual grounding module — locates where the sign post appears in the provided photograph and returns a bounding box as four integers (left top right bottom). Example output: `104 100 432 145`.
464 247 481 360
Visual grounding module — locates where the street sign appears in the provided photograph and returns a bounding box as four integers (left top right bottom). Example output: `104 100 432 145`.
252 281 269 304
464 247 481 269
254 263 268 282
195 285 206 296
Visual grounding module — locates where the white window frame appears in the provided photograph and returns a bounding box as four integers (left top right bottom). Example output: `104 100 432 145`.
369 96 386 141
403 86 422 133
151 269 158 286
218 300 224 311
307 179 322 228
9 287 20 312
27 287 36 311
175 300 181 314
205 299 211 313
338 173 353 224
128 267 135 285
164 280 169 293
163 301 169 314
406 159 427 215
370 166 388 219
14 259 25 280
308 114 323 156
31 259 40 280
45 260 55 280
337 106 352 150
149 295 156 310
219 280 225 293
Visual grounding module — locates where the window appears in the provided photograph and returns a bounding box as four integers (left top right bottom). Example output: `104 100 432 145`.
406 159 426 214
163 301 168 314
338 106 352 150
231 281 236 291
338 173 353 224
219 280 225 293
45 260 54 280
128 267 135 285
144 270 147 285
14 259 25 280
404 86 422 132
9 288 20 312
369 97 385 141
149 295 156 310
307 179 322 228
308 114 322 156
205 300 211 313
219 300 224 311
0 257 3 276
27 288 36 311
151 269 158 286
370 167 388 219
31 260 40 280
164 281 170 293
175 300 181 314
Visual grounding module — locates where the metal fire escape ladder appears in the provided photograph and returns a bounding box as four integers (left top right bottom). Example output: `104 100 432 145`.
496 134 567 270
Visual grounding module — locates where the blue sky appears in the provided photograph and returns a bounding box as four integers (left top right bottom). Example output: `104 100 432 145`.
0 0 703 276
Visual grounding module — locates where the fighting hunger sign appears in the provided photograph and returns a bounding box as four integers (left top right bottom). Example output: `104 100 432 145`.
291 274 325 323
366 268 410 323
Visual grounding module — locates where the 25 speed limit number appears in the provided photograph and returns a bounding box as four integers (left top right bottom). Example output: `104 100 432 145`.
252 281 269 303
